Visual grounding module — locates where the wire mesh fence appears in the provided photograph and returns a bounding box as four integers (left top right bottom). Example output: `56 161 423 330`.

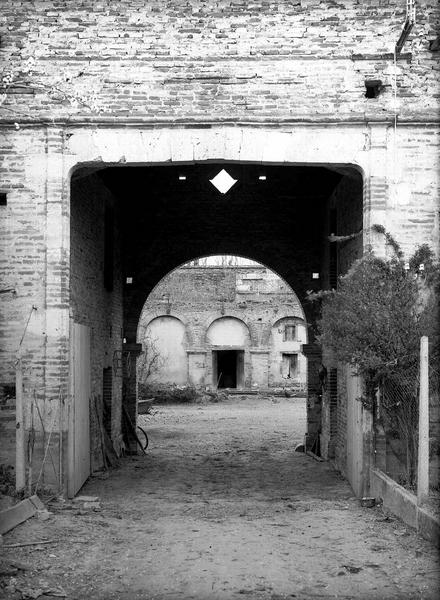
25 388 65 495
373 363 420 491
373 338 440 498
429 362 440 496
11 378 66 495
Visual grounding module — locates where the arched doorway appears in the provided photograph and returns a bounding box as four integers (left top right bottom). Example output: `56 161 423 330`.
68 154 364 492
137 255 310 394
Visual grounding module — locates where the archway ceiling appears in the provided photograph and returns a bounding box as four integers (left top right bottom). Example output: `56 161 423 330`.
96 163 354 326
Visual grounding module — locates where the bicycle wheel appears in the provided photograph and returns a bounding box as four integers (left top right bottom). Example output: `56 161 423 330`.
136 425 149 450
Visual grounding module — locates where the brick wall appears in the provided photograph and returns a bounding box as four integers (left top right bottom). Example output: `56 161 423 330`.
0 0 438 490
70 173 123 467
0 129 48 391
0 1 439 123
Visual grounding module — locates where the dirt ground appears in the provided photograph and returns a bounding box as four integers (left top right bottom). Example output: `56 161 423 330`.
1 396 439 600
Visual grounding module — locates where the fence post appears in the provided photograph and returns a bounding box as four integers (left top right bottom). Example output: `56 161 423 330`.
417 336 429 505
15 357 26 491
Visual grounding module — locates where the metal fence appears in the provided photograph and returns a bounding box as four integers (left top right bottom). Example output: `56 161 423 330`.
429 362 440 496
373 364 419 491
373 337 440 501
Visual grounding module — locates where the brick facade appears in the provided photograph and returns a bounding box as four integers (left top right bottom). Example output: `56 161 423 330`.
138 264 307 391
0 1 438 492
0 2 438 122
70 173 124 467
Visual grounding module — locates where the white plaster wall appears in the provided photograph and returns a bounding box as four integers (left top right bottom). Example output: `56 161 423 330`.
188 352 206 386
206 317 249 347
144 316 187 384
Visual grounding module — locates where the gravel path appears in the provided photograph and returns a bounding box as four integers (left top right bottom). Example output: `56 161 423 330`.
1 396 439 600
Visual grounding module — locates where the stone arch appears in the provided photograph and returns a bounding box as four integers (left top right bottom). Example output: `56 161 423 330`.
202 311 253 341
65 126 367 476
67 127 368 345
137 308 193 347
66 128 367 179
269 316 308 346
205 316 251 347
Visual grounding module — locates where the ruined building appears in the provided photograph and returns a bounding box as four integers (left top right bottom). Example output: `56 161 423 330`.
0 1 438 497
139 263 307 391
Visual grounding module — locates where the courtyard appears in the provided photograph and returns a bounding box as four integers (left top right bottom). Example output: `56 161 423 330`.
1 396 439 600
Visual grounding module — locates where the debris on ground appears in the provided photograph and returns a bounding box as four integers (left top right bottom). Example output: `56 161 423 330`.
2 539 57 548
1 397 439 599
0 495 46 534
138 383 228 404
360 497 376 508
376 514 394 522
16 584 67 598
342 565 363 574
72 495 99 503
36 510 52 522
83 501 101 510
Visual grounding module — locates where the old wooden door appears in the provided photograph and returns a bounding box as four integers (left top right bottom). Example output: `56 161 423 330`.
68 322 91 498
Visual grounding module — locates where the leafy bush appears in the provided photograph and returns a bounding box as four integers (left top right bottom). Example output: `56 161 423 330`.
308 244 439 398
308 241 439 488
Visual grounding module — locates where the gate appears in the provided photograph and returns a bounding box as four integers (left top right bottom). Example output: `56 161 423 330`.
68 322 91 497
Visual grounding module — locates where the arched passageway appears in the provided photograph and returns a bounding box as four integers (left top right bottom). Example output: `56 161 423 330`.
96 162 362 342
137 256 308 392
69 160 363 489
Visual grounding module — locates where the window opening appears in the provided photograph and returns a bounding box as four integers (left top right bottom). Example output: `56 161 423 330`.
282 353 298 379
283 324 296 341
364 80 383 99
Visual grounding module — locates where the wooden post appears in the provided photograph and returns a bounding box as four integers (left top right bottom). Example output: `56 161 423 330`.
15 357 26 491
59 392 63 493
417 336 429 505
28 398 34 495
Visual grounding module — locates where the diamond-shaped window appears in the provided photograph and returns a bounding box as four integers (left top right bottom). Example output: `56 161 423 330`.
209 169 237 194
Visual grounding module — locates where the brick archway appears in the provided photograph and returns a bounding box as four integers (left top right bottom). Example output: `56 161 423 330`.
66 127 367 463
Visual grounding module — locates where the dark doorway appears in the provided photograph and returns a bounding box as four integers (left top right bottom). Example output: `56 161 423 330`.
214 350 244 388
